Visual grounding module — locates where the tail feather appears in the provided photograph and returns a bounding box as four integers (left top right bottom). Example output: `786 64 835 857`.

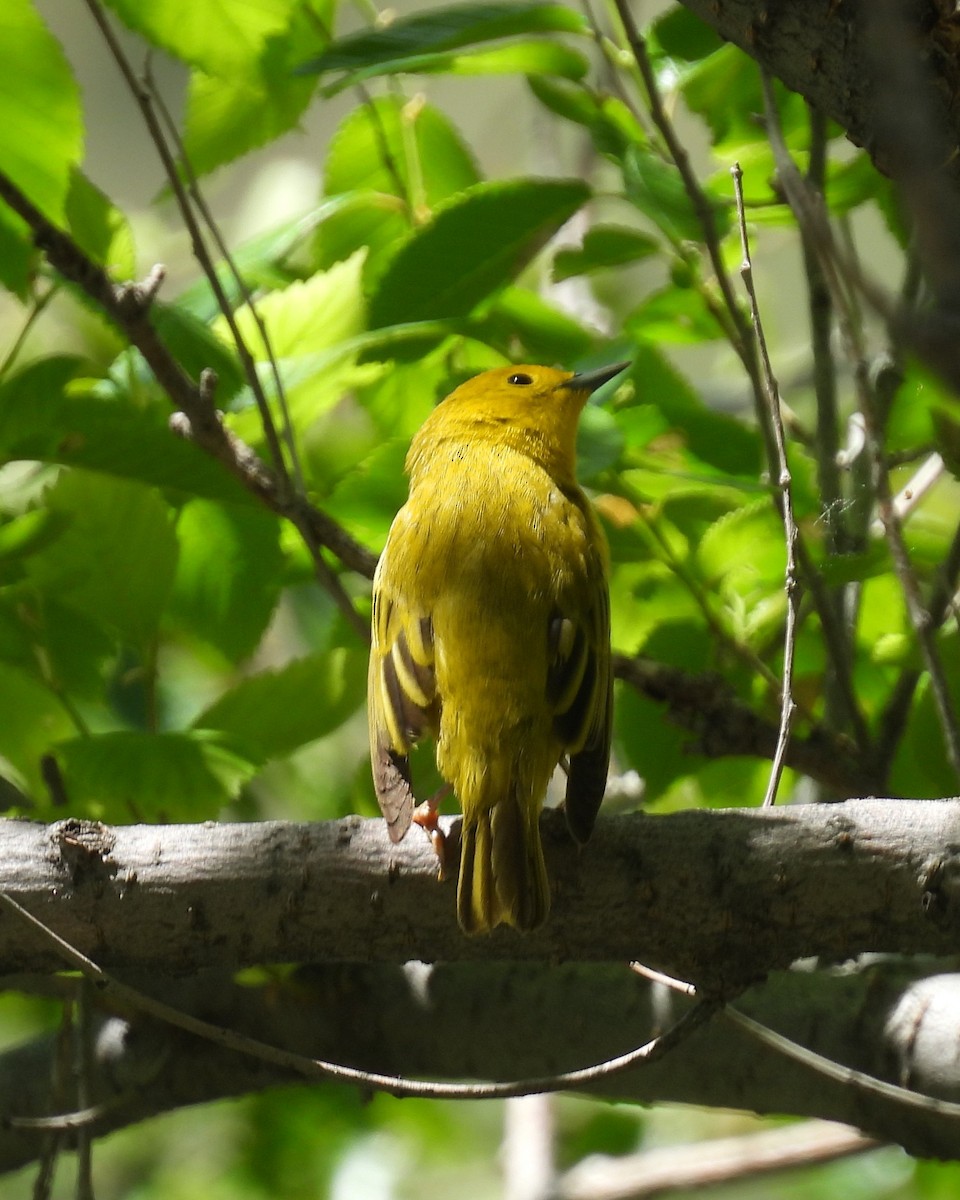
457 792 549 934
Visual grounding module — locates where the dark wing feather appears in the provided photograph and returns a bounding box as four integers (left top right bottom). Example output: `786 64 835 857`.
547 536 612 845
368 568 437 842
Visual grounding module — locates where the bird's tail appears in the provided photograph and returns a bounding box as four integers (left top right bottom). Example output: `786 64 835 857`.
457 788 550 934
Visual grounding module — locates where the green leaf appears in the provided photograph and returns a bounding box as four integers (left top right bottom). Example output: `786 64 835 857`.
553 225 659 280
626 285 725 344
194 647 368 761
317 97 480 274
0 358 251 503
320 40 588 93
0 206 36 298
368 177 591 327
648 6 724 62
696 501 786 595
0 662 75 804
527 76 643 161
577 404 624 482
180 0 329 175
625 146 725 243
104 0 299 75
24 471 178 648
624 345 760 477
151 303 245 403
300 2 586 73
472 285 596 362
0 0 83 223
171 500 284 663
65 169 136 278
53 730 258 821
328 439 411 551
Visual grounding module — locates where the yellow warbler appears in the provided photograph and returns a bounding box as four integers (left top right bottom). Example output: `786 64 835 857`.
368 362 625 933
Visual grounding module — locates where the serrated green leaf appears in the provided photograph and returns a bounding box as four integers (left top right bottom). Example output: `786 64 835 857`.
696 501 785 594
625 147 725 243
25 471 178 648
625 345 760 477
553 225 659 280
368 177 590 327
152 303 245 403
53 730 258 821
317 97 480 274
0 0 83 224
104 0 299 75
0 358 252 503
300 2 586 74
472 285 596 362
171 500 284 662
194 647 368 761
65 169 136 278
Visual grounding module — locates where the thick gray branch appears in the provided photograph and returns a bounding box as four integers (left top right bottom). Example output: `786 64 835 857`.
1 801 959 988
3 960 960 1171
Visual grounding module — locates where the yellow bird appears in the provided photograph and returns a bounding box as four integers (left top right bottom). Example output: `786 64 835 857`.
368 362 624 933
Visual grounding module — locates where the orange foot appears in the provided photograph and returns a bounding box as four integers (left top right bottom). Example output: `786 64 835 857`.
412 785 452 880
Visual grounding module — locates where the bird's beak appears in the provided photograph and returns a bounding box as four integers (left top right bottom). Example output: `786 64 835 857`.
568 361 631 394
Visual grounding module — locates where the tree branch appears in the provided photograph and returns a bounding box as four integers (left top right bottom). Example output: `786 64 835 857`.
3 959 960 1171
1 802 959 988
0 169 378 581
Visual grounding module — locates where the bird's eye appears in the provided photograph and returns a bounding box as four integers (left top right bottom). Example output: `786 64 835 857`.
508 373 533 386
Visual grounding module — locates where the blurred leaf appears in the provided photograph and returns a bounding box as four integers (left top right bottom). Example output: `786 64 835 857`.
152 303 245 403
528 76 642 160
318 97 480 274
625 146 727 243
25 471 178 648
625 345 760 477
53 729 258 821
626 284 725 344
0 662 75 804
0 358 252 502
472 286 596 362
696 501 785 593
104 0 299 75
0 206 36 298
577 405 624 482
194 647 368 761
300 2 586 74
0 0 83 224
65 169 136 278
328 439 411 551
321 40 588 93
648 6 724 62
368 177 590 327
171 500 284 663
554 225 659 280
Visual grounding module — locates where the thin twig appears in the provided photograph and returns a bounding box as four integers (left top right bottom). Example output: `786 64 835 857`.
762 72 960 784
612 655 864 796
143 59 305 495
0 890 724 1101
0 167 377 580
555 1120 877 1200
81 0 291 494
731 163 799 807
0 282 59 380
726 1004 960 1120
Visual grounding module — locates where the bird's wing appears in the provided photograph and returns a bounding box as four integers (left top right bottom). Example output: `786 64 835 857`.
368 557 438 843
546 530 612 845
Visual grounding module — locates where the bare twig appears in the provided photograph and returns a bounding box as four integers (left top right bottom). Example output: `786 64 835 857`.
731 163 799 807
555 1120 878 1200
612 655 863 796
0 167 377 580
0 889 724 1101
0 282 59 381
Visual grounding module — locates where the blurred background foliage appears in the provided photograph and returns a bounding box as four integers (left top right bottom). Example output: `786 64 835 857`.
1 0 959 1193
